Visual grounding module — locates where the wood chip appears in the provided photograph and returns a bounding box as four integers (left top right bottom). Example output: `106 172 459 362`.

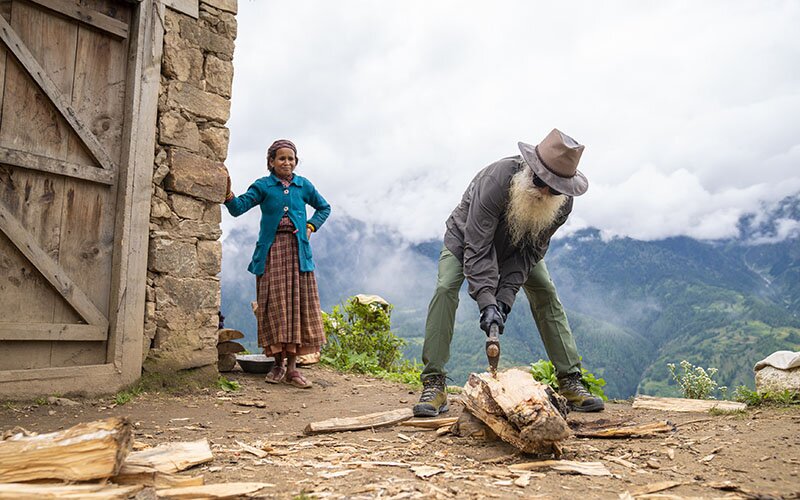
411 465 445 478
320 469 355 479
513 473 531 487
628 480 683 496
236 441 268 459
509 460 612 476
156 482 274 499
604 455 637 469
235 400 267 408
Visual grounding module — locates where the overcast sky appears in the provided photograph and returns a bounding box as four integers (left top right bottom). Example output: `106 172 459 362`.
223 1 800 243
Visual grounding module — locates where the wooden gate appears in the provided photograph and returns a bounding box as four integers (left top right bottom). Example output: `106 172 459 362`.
0 0 163 397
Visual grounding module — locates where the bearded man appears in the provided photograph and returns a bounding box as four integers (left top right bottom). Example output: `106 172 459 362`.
413 128 604 417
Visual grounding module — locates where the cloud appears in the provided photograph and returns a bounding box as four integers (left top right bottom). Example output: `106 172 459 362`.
223 1 800 243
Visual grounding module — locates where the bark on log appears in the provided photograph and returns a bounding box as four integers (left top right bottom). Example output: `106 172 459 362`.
461 368 570 455
0 417 132 482
216 341 245 354
217 328 244 342
218 352 237 372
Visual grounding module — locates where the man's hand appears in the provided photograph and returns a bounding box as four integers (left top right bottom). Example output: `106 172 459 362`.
479 304 505 335
498 301 511 322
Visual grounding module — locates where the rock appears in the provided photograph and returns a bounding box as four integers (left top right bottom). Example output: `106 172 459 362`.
204 56 233 98
166 81 231 123
201 0 237 14
755 366 800 394
154 276 220 312
162 41 204 84
179 18 235 55
46 396 79 406
217 341 245 354
164 149 228 203
197 240 222 275
148 238 198 277
159 111 200 150
199 125 230 161
217 328 244 342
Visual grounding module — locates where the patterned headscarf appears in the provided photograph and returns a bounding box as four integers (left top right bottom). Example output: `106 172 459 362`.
267 139 297 160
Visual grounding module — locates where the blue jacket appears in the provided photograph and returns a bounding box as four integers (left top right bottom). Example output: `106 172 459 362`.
224 173 331 274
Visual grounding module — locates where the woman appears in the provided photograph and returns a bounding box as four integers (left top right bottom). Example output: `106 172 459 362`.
224 139 331 388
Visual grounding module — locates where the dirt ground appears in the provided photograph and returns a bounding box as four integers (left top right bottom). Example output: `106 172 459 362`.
1 365 799 499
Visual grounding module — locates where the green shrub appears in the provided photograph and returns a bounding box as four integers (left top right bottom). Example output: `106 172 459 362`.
733 385 799 407
529 359 607 400
668 360 727 400
322 297 421 387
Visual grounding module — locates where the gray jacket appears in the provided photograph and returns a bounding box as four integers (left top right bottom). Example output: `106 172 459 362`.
443 156 572 311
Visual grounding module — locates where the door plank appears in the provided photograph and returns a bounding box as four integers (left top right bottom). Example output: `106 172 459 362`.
0 15 116 171
25 0 128 38
0 323 105 341
0 203 109 329
0 146 114 184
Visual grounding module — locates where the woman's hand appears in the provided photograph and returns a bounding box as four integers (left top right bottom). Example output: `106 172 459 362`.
224 176 233 202
306 227 312 239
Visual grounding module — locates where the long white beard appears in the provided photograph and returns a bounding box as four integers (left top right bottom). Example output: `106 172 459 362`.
506 168 567 248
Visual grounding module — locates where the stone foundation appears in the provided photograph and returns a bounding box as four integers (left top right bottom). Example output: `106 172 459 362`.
144 0 237 374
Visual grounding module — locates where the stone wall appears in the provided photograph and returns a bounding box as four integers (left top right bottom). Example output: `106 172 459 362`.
143 0 237 375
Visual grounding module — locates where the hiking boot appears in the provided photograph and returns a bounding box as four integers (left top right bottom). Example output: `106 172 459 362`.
558 373 604 412
413 374 448 417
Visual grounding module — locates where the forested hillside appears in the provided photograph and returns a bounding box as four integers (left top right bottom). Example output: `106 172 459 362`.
221 194 800 399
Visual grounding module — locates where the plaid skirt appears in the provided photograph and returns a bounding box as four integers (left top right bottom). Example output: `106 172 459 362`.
256 217 326 357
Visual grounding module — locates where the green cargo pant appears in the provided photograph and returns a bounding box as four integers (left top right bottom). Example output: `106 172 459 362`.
420 246 581 381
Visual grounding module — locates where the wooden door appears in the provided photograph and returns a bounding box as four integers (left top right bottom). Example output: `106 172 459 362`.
0 0 162 396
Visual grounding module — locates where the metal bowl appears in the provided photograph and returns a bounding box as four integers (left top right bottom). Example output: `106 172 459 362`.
235 354 275 373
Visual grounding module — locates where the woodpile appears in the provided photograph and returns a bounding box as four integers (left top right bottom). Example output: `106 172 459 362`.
217 328 245 372
0 417 273 499
460 368 571 456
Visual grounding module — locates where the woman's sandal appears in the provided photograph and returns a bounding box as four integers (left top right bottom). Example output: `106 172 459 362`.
284 369 313 389
264 365 286 384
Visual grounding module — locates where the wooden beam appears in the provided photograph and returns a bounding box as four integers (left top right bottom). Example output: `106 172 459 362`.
304 408 414 435
163 0 198 18
0 16 116 171
0 323 106 341
0 362 114 383
0 146 114 185
0 204 109 329
25 0 129 39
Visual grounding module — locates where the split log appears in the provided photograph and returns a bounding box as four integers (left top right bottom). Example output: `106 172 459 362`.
399 417 459 429
217 341 245 354
156 482 275 499
632 395 746 413
509 459 612 476
217 328 244 343
304 408 413 434
461 368 570 455
112 464 204 488
218 352 237 372
0 417 132 482
121 439 213 474
0 483 143 499
573 420 676 438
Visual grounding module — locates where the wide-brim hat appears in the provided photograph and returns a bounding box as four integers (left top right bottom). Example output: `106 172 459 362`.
518 128 588 197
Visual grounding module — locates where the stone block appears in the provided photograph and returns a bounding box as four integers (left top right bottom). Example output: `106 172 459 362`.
166 81 231 123
170 193 206 220
154 275 220 312
163 41 203 84
164 149 228 202
204 55 234 98
159 111 201 150
201 0 237 14
173 219 223 239
203 203 222 224
199 125 230 160
197 240 222 275
151 196 172 219
179 18 235 55
149 237 198 277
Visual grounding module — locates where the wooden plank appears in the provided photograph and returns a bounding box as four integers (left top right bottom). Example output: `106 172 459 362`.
0 15 116 171
304 408 414 435
399 416 459 429
26 0 128 38
104 0 162 382
0 146 114 184
0 203 109 328
632 395 747 413
163 0 197 18
156 483 275 500
0 361 113 384
0 323 105 341
0 482 142 499
121 439 213 474
0 417 132 482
